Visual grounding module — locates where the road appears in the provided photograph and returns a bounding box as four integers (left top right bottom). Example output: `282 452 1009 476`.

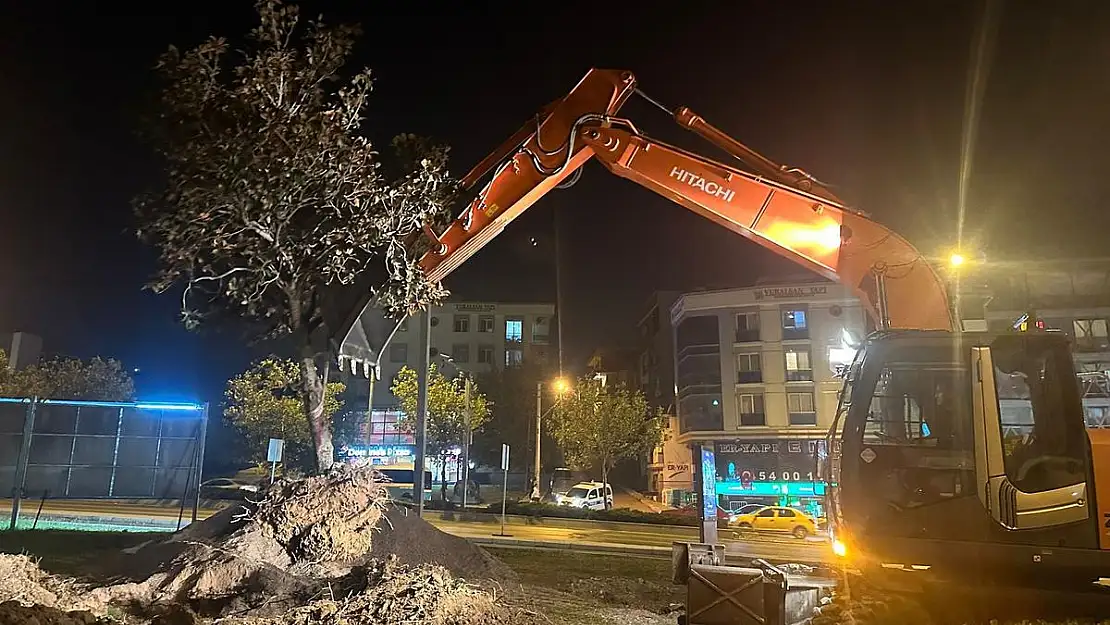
0 498 831 565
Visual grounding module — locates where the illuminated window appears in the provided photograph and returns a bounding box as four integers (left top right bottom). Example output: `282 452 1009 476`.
505 319 523 342
785 349 813 381
505 348 523 367
783 309 807 330
368 409 414 445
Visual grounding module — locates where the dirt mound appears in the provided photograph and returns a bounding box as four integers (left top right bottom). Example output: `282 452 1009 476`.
93 465 513 622
0 601 107 625
370 506 517 583
0 555 99 612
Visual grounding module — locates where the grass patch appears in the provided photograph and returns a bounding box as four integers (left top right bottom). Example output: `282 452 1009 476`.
0 530 163 578
486 547 682 612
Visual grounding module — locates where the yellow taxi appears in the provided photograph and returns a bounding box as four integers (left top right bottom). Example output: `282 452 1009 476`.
731 505 819 539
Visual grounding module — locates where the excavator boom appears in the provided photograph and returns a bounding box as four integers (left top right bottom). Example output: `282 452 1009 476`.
417 68 952 332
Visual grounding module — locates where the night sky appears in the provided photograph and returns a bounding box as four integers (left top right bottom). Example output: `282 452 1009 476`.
1 1 1108 405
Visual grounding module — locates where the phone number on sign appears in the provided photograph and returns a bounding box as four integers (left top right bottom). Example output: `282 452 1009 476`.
729 470 815 482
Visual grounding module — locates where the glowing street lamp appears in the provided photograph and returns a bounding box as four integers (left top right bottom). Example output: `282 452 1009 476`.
553 377 571 395
949 252 966 268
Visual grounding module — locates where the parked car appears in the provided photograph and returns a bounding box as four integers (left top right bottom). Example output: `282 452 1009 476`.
731 506 819 539
555 481 614 510
199 478 260 500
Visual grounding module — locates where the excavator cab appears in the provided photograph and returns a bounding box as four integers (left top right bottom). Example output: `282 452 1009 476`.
828 329 1110 589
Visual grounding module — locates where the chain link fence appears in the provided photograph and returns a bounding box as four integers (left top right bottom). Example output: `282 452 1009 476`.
0 397 208 529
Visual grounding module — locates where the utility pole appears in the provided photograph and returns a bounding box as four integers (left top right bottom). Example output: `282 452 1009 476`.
532 382 542 501
462 376 472 509
413 310 431 516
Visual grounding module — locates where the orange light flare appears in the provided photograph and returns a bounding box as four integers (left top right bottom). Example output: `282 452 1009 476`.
762 218 844 267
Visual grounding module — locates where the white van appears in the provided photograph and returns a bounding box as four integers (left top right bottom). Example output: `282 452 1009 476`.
556 481 614 510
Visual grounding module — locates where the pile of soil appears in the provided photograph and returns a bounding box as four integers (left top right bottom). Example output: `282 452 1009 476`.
0 555 108 625
93 466 514 623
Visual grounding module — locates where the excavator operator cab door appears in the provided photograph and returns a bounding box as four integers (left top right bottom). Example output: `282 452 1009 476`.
834 331 1094 575
971 333 1091 531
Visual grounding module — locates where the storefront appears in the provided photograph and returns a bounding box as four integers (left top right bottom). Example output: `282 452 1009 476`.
339 444 417 466
713 438 828 519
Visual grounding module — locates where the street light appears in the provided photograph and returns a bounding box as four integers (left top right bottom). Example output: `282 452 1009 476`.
431 351 476 509
532 376 572 501
949 252 966 268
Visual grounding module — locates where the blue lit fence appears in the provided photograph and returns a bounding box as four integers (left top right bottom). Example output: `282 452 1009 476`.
0 398 208 529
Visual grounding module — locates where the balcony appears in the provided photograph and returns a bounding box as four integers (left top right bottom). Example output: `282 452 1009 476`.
736 371 763 384
734 329 761 343
789 412 817 426
782 327 810 340
739 413 766 426
785 369 814 382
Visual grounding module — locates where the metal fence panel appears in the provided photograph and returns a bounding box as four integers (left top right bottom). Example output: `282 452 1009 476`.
0 398 208 530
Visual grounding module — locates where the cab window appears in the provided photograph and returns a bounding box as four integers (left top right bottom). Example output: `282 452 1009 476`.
778 509 796 518
588 489 598 499
993 335 1087 493
756 508 775 518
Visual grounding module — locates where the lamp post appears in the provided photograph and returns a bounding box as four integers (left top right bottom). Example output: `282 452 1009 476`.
432 351 474 509
533 377 571 500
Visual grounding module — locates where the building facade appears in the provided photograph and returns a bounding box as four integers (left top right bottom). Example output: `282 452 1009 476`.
968 258 1110 427
338 300 556 463
668 280 866 515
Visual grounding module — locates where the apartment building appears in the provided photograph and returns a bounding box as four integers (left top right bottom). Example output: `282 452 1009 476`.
338 301 556 455
668 280 865 515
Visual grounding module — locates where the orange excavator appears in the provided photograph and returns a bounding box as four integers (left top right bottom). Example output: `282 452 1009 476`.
411 69 1110 594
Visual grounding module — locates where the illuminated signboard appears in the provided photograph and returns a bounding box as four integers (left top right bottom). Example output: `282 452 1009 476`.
715 438 826 486
716 480 827 497
700 445 717 520
342 445 416 459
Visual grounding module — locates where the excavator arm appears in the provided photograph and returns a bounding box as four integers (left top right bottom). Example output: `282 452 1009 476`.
417 68 952 331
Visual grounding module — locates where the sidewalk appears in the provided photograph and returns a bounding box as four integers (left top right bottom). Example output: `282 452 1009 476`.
617 486 672 513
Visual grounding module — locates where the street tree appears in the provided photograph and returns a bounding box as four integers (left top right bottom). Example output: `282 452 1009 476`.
475 362 561 471
391 364 489 501
224 357 345 470
134 0 456 471
0 350 135 401
549 376 663 505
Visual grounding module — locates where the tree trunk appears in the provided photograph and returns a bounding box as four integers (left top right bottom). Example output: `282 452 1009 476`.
601 458 611 510
440 453 449 503
300 350 334 473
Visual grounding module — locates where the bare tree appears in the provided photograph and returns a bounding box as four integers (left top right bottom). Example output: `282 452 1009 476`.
134 0 453 471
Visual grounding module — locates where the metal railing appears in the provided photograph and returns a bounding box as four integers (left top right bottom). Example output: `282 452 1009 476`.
0 397 208 530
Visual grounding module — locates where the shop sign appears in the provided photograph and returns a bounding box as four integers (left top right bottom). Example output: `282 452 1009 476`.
753 285 828 300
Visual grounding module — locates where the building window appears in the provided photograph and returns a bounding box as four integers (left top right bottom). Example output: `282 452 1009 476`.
532 316 551 344
735 311 760 342
367 409 414 446
389 343 408 363
678 394 723 432
453 314 470 333
478 315 495 333
785 349 813 381
505 319 523 342
736 353 762 384
477 344 494 364
782 306 809 339
452 344 470 364
738 393 765 426
505 348 523 367
787 392 816 425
